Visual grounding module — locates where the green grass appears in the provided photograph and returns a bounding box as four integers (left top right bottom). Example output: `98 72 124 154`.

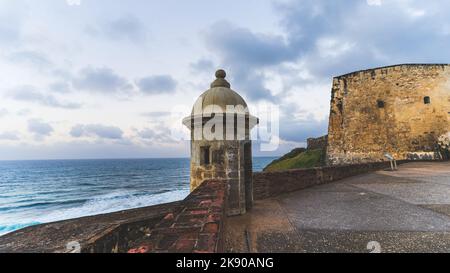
264 149 325 172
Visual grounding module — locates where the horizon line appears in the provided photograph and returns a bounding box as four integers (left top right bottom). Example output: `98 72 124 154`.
0 155 279 162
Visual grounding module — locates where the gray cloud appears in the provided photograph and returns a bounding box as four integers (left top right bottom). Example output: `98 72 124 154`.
190 58 216 73
206 21 294 67
136 75 177 95
8 50 52 69
280 117 329 143
70 124 124 140
204 21 290 101
72 67 131 94
137 127 175 143
49 81 71 93
86 14 147 43
0 3 23 46
204 1 450 102
274 0 450 77
28 119 53 137
0 23 19 45
137 128 156 139
0 131 19 141
8 85 81 109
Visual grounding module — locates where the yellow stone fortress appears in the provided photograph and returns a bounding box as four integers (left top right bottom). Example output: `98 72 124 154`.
327 64 450 165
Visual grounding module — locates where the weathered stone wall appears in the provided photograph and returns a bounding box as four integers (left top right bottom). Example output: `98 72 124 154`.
327 64 450 165
190 139 251 216
307 135 328 151
253 161 405 200
188 115 254 216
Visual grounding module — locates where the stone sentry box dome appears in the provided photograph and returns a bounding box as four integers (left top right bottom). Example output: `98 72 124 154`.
183 70 258 216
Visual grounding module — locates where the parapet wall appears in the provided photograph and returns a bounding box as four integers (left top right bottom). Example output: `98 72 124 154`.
127 179 227 253
0 201 181 253
253 161 403 200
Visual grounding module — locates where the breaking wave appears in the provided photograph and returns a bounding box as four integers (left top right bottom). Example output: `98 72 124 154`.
0 189 189 236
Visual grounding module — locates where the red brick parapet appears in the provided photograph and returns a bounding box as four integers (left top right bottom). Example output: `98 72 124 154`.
128 179 228 253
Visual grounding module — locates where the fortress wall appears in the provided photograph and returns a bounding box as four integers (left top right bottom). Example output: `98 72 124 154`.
253 161 404 200
327 64 450 165
307 135 328 151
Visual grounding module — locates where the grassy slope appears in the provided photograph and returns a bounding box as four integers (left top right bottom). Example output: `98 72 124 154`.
264 149 325 172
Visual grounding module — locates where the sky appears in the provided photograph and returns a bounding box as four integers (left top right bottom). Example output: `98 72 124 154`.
0 0 450 160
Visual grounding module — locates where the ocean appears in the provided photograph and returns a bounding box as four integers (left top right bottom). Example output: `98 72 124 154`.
0 157 275 236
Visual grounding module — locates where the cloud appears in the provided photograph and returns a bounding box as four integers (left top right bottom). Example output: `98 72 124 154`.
137 128 156 139
86 14 147 43
72 67 131 94
0 131 19 141
141 111 172 118
49 81 71 93
190 58 216 73
70 124 124 140
8 50 52 69
136 75 177 95
204 1 450 100
28 119 53 138
8 85 82 109
203 21 292 102
280 117 329 143
0 108 8 117
0 21 19 45
0 2 23 46
137 126 176 143
17 108 31 116
274 0 450 77
206 21 293 67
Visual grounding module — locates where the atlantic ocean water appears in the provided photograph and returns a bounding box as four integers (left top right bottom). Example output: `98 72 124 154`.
0 157 275 236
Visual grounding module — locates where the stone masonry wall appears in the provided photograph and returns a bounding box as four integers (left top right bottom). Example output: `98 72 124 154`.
253 161 405 200
307 135 328 150
327 64 450 165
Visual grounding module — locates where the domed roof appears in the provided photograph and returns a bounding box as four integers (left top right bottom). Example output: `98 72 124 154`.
191 70 249 116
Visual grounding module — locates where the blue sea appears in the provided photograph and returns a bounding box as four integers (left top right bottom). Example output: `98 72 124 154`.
0 157 274 236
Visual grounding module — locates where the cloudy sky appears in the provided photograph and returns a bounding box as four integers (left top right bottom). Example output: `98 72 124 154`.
0 0 449 160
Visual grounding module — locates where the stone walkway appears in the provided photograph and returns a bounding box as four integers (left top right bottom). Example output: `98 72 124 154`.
224 162 450 253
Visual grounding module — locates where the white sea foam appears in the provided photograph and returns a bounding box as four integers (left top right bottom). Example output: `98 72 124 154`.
0 222 41 235
36 189 190 223
0 189 189 236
